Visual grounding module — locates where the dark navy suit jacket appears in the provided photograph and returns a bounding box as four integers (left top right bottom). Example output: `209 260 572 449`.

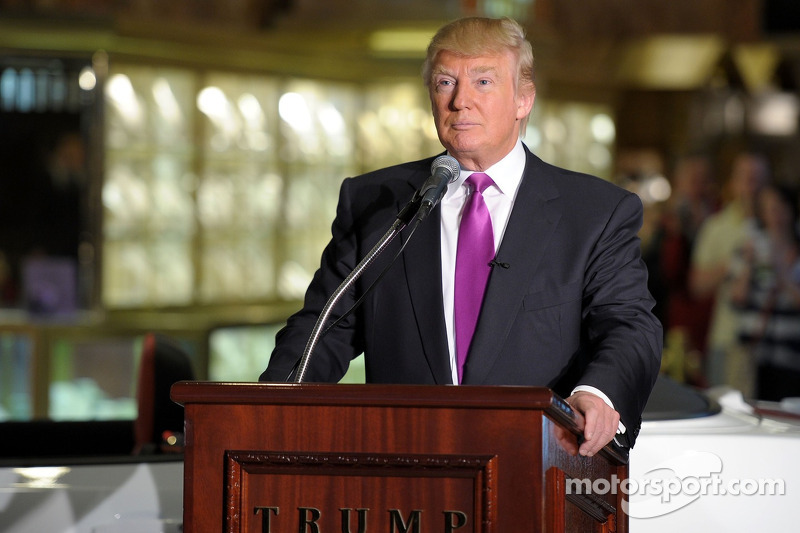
260 146 662 447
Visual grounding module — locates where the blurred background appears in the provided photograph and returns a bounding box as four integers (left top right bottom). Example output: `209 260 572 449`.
1 0 800 422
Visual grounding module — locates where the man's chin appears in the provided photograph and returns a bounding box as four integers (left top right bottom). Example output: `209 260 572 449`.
442 139 480 159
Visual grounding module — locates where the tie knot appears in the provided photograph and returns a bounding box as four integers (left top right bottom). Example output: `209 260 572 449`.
466 172 494 194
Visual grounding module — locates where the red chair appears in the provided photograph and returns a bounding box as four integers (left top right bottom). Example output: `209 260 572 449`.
133 332 195 455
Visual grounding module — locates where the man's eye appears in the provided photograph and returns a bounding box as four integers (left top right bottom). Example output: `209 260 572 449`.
478 79 491 85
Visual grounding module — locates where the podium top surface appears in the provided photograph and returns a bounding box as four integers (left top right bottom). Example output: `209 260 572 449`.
171 381 565 411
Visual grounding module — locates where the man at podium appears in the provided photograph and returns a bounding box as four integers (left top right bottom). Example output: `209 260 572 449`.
260 16 662 457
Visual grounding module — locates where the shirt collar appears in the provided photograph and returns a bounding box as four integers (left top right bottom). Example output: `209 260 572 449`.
446 140 527 199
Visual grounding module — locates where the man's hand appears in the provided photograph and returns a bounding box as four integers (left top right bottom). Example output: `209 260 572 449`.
565 391 620 457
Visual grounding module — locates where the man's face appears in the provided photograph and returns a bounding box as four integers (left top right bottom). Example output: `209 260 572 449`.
429 49 534 172
731 155 767 202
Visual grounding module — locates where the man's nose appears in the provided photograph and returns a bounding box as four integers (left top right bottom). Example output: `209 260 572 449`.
451 83 473 110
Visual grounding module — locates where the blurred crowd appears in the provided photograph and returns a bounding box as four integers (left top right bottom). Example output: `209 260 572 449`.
641 151 800 401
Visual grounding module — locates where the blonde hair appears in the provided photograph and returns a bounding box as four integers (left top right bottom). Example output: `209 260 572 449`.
422 16 535 97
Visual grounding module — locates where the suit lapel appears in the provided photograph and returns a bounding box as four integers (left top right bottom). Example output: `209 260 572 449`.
399 172 453 384
463 150 562 384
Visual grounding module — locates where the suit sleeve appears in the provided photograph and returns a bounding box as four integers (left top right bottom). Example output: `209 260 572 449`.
577 191 663 446
259 177 365 382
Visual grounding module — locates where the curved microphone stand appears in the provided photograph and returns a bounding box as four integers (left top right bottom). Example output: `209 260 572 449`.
293 206 416 383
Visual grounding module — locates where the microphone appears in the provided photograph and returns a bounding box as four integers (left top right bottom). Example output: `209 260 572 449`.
416 155 461 220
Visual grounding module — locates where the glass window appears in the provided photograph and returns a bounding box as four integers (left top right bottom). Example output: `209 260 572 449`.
48 336 141 421
103 66 196 308
208 323 365 384
0 331 33 421
524 100 616 181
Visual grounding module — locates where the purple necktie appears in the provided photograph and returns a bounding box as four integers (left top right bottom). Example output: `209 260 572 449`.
455 172 495 383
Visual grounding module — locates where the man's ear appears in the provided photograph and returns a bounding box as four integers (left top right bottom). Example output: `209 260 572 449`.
516 88 535 120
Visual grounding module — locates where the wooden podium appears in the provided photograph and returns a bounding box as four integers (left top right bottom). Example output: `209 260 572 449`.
171 382 628 532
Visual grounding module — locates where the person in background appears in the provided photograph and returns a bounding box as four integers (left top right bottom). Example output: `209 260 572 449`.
659 154 718 385
261 16 662 455
690 152 769 394
730 184 800 400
